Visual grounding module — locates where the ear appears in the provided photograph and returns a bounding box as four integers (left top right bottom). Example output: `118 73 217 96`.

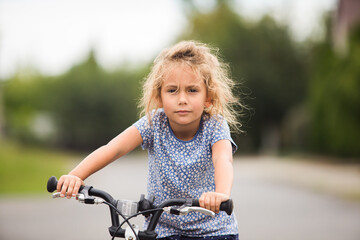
204 97 212 108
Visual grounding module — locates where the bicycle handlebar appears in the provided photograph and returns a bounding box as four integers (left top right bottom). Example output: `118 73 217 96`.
47 176 234 239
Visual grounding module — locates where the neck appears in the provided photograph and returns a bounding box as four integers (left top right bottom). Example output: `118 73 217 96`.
173 128 198 141
168 120 201 141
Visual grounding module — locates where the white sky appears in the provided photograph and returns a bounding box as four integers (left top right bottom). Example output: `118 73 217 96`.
0 0 337 79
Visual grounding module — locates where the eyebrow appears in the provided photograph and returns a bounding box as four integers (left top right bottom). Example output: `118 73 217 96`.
163 84 178 89
187 84 201 88
163 83 201 88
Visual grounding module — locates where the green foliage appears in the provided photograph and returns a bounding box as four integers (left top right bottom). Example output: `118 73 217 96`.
179 1 309 151
308 26 360 157
3 51 145 150
3 72 53 144
50 51 143 150
2 1 359 159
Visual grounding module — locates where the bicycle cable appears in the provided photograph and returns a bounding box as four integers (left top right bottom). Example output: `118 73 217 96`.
103 201 139 240
111 208 164 240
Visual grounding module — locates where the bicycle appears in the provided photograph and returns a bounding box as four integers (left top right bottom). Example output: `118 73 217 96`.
47 176 234 240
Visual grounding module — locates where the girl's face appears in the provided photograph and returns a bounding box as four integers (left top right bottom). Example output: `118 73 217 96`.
160 65 210 136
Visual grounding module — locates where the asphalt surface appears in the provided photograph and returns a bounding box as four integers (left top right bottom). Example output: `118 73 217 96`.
1 154 360 240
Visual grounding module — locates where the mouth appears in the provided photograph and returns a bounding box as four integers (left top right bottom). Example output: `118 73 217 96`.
175 110 191 114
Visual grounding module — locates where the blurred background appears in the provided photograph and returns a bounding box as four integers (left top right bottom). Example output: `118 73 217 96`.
1 0 360 240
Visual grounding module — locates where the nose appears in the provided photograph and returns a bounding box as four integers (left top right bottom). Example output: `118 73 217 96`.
178 91 188 105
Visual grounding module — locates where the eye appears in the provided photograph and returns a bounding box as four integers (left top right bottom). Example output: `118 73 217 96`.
188 88 198 93
167 88 177 93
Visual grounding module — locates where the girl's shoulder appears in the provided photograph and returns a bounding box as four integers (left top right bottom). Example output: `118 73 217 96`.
150 108 167 125
203 114 237 152
202 114 227 129
202 114 232 138
136 108 167 129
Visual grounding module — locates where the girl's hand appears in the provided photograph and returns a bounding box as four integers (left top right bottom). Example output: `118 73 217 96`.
199 192 229 213
57 174 84 199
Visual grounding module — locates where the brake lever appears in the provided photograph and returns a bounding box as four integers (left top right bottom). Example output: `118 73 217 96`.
163 206 215 217
52 192 68 198
51 192 104 204
183 206 215 217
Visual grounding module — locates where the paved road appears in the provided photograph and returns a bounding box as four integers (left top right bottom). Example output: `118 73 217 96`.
1 154 360 240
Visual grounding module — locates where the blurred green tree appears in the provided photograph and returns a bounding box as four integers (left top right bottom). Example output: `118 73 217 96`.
308 24 360 158
0 82 5 139
51 50 143 150
179 0 309 152
3 51 145 150
3 70 53 144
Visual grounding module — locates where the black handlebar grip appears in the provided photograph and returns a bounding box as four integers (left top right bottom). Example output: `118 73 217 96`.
220 199 234 215
47 176 85 193
47 176 58 193
192 198 233 215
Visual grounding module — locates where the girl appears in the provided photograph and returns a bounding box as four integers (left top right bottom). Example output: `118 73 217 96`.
57 41 242 240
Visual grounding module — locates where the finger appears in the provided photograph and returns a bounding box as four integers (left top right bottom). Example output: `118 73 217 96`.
209 195 216 213
60 179 69 197
57 176 64 192
204 194 211 210
73 180 82 197
215 196 221 213
66 180 75 199
199 194 205 208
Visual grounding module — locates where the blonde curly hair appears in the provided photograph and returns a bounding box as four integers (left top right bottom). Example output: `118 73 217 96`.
139 40 243 132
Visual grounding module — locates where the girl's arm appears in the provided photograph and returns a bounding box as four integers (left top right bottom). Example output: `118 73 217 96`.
199 139 234 213
57 125 143 198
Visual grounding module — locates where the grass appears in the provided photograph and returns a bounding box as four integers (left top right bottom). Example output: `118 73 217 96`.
0 140 82 195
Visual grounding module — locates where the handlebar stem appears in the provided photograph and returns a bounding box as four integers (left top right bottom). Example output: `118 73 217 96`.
87 188 120 227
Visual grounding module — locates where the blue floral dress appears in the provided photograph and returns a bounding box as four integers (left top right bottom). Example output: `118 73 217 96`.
133 109 238 238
